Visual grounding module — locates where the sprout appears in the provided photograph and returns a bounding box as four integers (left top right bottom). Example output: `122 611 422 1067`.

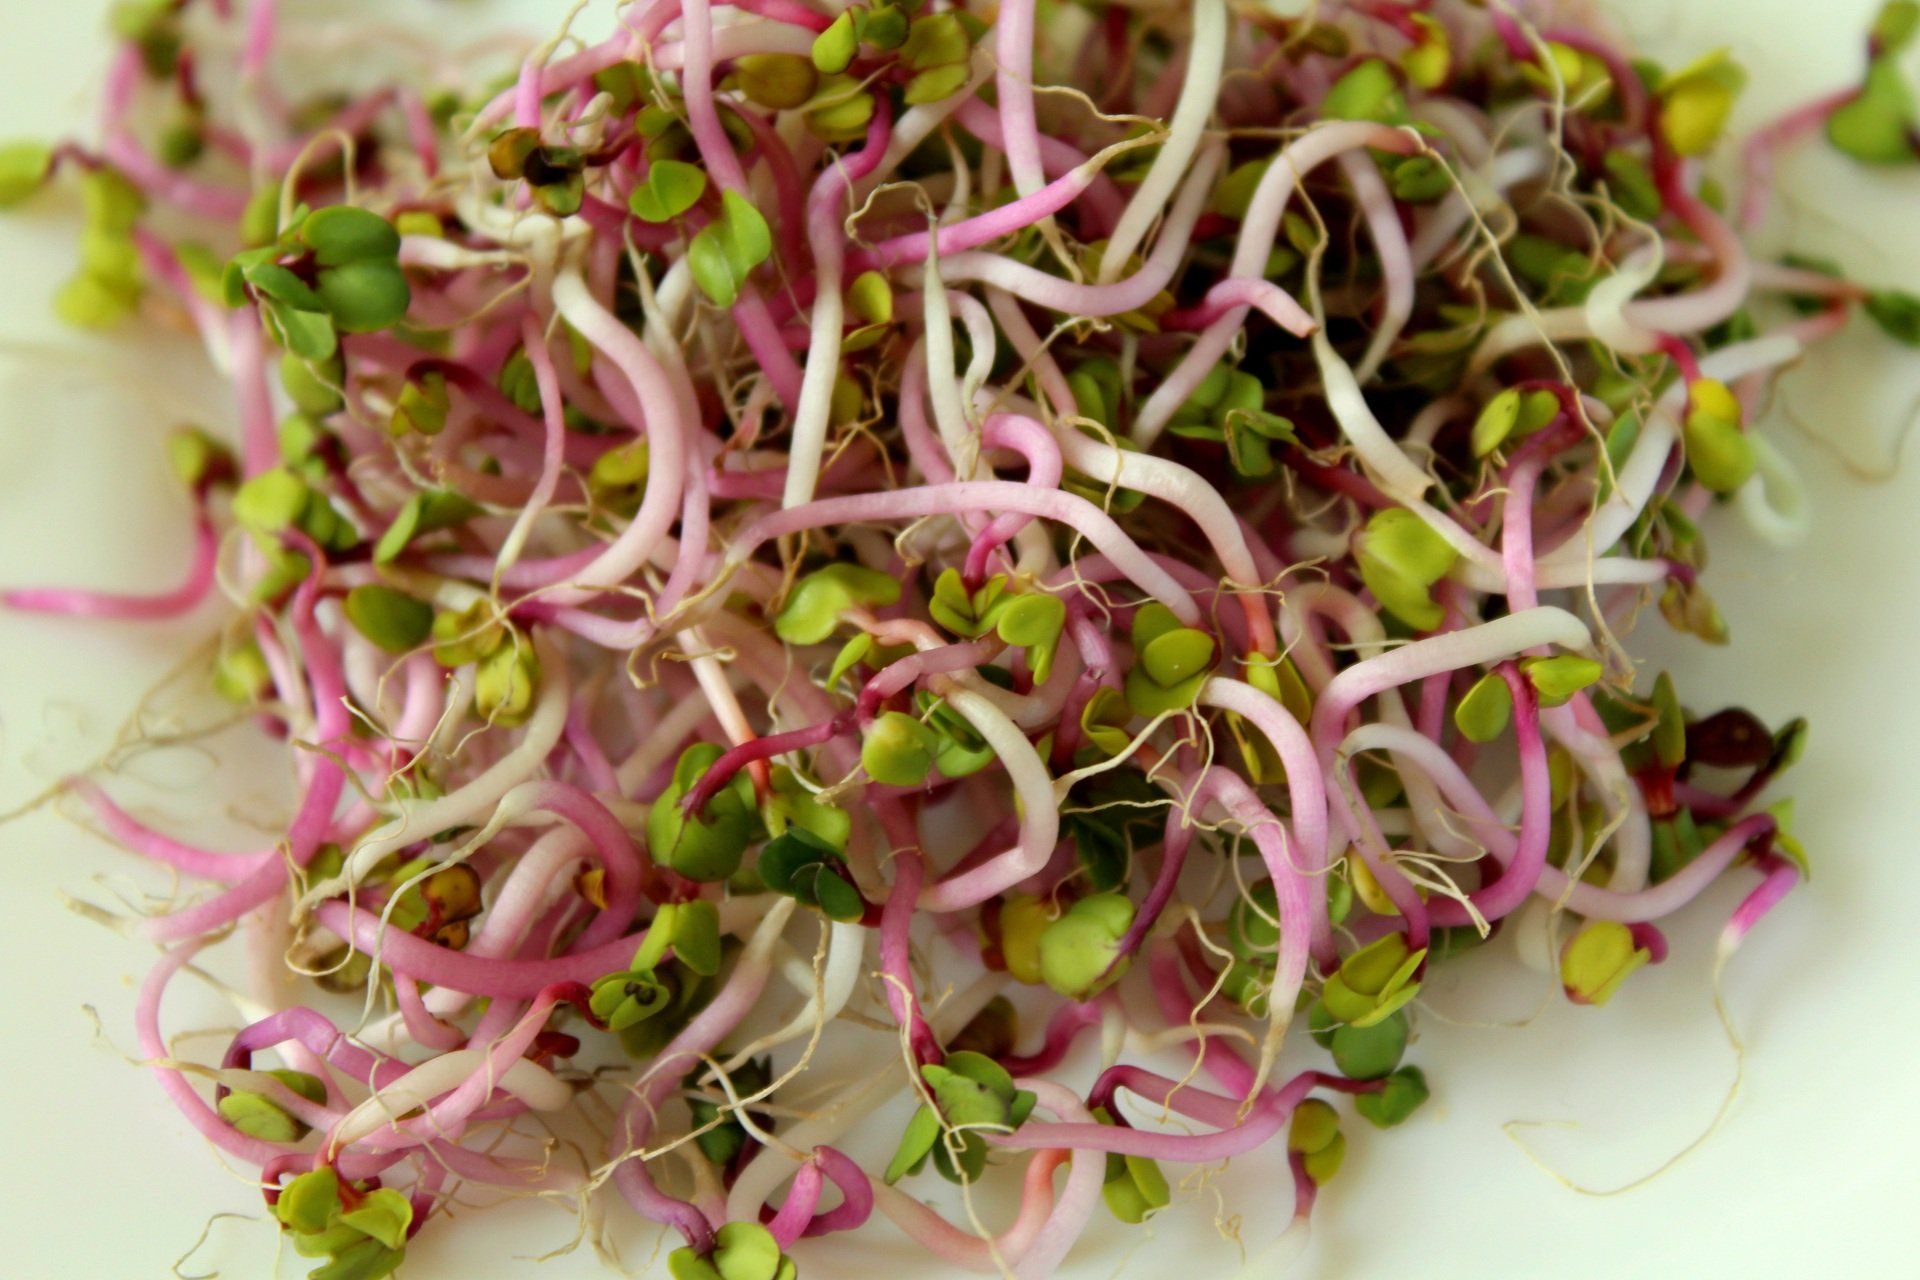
1288 1099 1346 1186
689 191 773 307
343 586 434 654
1227 879 1281 960
272 1167 410 1280
1123 602 1217 716
735 54 819 112
1321 58 1404 122
811 10 861 75
1657 49 1747 157
994 893 1056 985
862 711 938 787
218 1069 326 1142
1322 933 1425 1027
1560 920 1653 1006
1402 14 1451 90
1357 508 1459 631
758 827 865 920
628 159 708 223
1037 893 1135 999
1470 386 1559 457
650 743 758 881
1521 654 1603 707
669 1221 797 1280
0 139 53 207
885 1051 1038 1185
1453 670 1513 743
774 563 901 644
474 637 540 725
1681 378 1756 494
1827 56 1917 165
212 639 273 704
1101 1137 1173 1224
1354 1066 1430 1129
1328 1010 1409 1081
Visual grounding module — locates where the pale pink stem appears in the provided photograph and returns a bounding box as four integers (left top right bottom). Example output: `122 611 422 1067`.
139 941 285 1166
994 0 1048 201
1740 88 1856 232
69 780 275 882
850 161 1102 274
1160 277 1319 336
4 514 217 620
880 849 939 1064
315 900 649 995
963 414 1066 581
231 312 281 476
953 99 1125 233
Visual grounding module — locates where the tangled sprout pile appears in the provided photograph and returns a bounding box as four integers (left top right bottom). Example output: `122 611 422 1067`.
7 0 1918 1275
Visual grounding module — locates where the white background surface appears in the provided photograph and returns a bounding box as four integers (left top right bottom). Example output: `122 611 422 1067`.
2 2 1918 1277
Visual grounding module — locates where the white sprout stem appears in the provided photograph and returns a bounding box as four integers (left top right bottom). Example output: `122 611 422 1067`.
719 919 868 1071
917 687 1061 911
1337 150 1415 383
330 1051 571 1149
1096 0 1228 281
1049 429 1263 588
1310 608 1594 757
923 266 978 478
1736 434 1810 545
1133 122 1419 447
317 630 570 901
548 269 691 594
1542 332 1805 566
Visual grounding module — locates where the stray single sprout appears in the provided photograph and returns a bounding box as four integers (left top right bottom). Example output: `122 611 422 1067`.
3 0 1840 1274
1561 920 1653 1006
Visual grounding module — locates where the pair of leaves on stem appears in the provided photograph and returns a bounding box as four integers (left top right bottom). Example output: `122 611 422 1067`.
589 901 722 1031
1827 4 1920 164
225 205 410 361
1124 602 1218 716
651 746 856 887
1165 362 1298 480
757 826 864 921
774 563 902 646
688 190 773 309
1657 49 1747 157
1321 932 1425 1028
1451 656 1605 743
884 1051 1037 1185
1560 920 1653 1006
929 570 1068 683
1356 508 1458 633
273 1166 411 1280
1091 1106 1173 1224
